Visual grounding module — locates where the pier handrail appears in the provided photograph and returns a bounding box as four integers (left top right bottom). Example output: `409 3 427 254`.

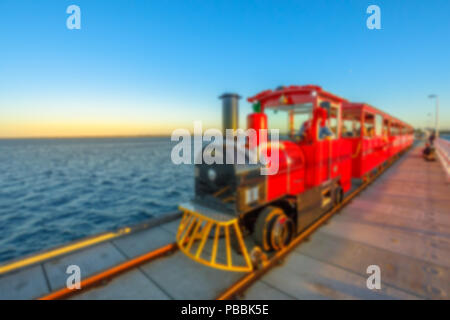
435 138 450 182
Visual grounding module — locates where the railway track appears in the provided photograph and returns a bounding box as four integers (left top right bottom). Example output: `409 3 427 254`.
39 243 178 300
36 150 407 300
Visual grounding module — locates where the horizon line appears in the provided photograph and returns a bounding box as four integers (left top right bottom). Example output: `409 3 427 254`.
0 134 173 140
2 128 450 140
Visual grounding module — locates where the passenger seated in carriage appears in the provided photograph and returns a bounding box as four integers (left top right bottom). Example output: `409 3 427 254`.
298 118 334 140
319 120 334 139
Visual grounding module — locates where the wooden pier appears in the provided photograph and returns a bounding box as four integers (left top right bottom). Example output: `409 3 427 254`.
0 144 448 300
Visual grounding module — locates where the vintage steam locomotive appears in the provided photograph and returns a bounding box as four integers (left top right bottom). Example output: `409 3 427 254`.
176 85 414 272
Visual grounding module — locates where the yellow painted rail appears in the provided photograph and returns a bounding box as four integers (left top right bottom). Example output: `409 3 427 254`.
39 243 177 300
0 227 131 275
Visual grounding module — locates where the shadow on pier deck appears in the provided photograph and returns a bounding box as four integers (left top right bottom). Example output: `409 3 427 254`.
0 144 448 300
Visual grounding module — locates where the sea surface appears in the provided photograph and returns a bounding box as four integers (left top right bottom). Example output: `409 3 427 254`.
0 137 193 263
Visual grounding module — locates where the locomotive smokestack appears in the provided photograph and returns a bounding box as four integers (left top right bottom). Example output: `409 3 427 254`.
219 93 241 136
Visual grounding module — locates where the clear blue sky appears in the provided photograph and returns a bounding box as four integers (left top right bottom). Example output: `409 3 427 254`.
0 0 449 137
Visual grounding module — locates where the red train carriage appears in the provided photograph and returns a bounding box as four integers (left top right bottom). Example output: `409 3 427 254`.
176 85 413 272
342 102 414 180
247 85 353 232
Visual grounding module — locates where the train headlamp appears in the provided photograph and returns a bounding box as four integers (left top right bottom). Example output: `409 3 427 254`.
207 168 217 182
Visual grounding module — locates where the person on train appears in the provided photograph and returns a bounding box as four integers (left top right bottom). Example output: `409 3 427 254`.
299 119 334 140
298 106 334 141
363 126 374 138
343 123 356 137
319 120 334 139
341 125 349 137
298 119 311 139
382 128 389 142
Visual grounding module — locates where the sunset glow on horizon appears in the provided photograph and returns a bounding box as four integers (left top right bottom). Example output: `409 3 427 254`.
0 103 224 138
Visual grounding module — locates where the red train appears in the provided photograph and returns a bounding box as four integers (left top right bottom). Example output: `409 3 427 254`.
176 85 414 272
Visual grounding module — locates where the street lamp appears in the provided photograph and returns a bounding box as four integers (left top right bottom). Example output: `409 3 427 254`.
427 112 432 130
428 94 439 138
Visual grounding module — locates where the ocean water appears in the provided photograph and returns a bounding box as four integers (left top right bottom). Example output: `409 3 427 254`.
0 137 193 263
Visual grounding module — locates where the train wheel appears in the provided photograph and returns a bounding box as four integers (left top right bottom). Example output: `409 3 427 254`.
253 206 294 252
334 185 343 206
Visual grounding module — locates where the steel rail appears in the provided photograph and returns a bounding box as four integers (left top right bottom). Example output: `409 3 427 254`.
0 228 132 275
39 243 178 300
216 149 409 300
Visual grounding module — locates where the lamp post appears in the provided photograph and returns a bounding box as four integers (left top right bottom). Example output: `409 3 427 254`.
428 94 439 138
